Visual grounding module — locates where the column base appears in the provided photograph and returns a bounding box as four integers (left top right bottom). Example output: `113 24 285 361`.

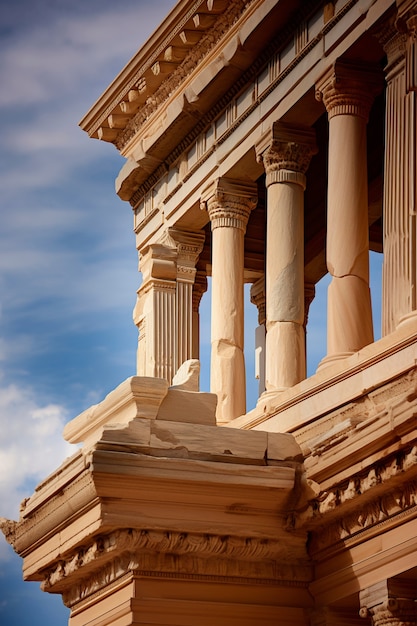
397 310 417 329
316 351 354 372
256 387 288 412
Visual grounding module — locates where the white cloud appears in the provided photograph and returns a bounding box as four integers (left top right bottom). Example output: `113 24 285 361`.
0 380 76 526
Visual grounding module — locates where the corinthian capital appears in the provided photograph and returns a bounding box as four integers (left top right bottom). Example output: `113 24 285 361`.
255 121 317 188
315 59 383 120
200 177 257 232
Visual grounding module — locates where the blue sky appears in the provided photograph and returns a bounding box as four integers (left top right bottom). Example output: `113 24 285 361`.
0 2 382 625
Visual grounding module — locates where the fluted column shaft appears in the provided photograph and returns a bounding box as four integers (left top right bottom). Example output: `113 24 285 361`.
256 122 316 392
316 61 382 361
134 230 204 383
201 178 257 423
162 229 205 372
380 3 417 332
134 244 177 382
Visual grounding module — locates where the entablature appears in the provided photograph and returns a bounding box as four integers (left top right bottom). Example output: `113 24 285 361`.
120 0 389 263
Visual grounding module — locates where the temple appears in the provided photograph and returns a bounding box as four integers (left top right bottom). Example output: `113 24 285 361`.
2 0 417 624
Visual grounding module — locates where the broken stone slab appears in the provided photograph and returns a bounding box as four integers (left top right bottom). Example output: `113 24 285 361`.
156 388 217 425
63 376 169 448
170 359 200 391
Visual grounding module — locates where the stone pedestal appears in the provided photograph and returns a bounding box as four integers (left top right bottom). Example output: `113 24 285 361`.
201 178 257 423
1 376 312 626
256 122 316 393
316 61 382 364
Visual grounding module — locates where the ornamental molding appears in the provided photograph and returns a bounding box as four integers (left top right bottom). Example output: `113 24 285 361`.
1 468 94 552
200 177 257 232
116 0 251 151
291 447 417 552
256 122 317 185
41 527 311 605
158 228 205 266
62 556 311 609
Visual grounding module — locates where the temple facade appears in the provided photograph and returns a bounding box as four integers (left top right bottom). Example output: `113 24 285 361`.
2 0 417 624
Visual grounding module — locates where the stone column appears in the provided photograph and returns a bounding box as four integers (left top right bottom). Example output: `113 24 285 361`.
250 277 266 397
360 579 417 626
316 60 382 363
379 4 417 333
256 122 317 392
134 231 204 383
201 178 257 423
134 244 177 382
192 271 208 359
160 228 205 372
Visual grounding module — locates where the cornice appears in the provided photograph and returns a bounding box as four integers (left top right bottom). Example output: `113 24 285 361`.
79 0 208 137
40 527 312 605
116 0 251 151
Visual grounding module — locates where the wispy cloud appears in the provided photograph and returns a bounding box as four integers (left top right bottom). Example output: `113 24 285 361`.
0 379 76 525
0 3 175 576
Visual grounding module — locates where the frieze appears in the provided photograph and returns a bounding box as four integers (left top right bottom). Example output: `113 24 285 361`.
290 447 417 551
62 553 312 608
128 0 327 209
42 527 309 603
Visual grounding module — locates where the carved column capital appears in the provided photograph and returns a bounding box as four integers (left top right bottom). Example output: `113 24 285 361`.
360 579 417 626
138 243 178 285
201 177 257 232
160 228 205 284
316 60 383 121
256 121 317 189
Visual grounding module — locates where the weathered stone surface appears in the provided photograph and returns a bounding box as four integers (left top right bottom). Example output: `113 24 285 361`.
157 387 217 425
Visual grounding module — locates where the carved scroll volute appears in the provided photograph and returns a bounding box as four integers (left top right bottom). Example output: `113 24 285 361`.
359 579 417 626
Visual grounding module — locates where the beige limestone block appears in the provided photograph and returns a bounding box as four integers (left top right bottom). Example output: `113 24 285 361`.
171 358 200 391
267 432 303 462
149 419 269 464
63 376 168 447
156 388 217 425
